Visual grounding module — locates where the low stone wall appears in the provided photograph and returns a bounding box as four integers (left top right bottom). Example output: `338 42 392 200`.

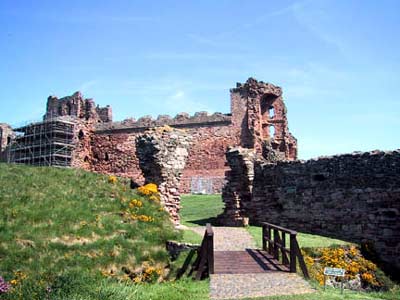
220 148 400 274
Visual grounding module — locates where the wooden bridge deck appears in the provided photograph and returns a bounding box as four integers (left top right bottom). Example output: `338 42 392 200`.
191 225 314 299
214 249 290 274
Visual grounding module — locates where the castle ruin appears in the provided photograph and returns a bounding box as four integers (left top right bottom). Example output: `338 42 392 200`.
0 78 297 193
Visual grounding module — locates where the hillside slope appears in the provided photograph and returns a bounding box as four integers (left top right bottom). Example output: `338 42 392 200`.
0 163 182 299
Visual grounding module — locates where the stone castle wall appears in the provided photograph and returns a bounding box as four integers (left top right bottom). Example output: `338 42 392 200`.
0 124 14 153
220 148 400 274
71 78 297 193
85 120 239 193
44 92 112 123
0 78 298 194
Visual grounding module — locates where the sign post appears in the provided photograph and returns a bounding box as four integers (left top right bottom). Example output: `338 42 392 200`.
323 267 346 294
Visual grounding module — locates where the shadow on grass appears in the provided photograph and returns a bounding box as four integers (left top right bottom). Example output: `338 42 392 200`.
186 217 220 226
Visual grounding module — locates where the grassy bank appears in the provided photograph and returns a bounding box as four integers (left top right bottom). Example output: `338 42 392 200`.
0 163 209 299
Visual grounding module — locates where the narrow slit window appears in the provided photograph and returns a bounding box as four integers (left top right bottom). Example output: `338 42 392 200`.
78 130 84 140
269 107 275 118
269 125 275 138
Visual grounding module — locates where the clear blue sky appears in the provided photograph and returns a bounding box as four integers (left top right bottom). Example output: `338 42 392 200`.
1 0 399 159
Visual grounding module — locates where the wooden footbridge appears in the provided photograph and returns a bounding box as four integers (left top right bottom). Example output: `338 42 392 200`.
177 222 313 299
189 222 309 279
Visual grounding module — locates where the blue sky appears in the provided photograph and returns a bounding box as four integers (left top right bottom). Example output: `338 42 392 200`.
0 0 399 159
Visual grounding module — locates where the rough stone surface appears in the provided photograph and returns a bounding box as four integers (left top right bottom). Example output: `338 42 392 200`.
0 123 14 155
44 92 112 123
218 147 257 226
1 78 298 193
219 142 284 226
135 127 192 225
220 147 400 275
231 78 297 157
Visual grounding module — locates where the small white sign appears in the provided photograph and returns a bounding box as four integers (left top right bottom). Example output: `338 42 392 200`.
324 267 346 277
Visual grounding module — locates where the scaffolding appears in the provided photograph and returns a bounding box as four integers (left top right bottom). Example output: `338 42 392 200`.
6 118 76 167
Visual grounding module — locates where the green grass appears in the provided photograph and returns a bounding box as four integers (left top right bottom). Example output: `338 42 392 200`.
178 194 224 244
240 284 400 300
0 163 209 299
246 226 352 249
181 228 203 244
180 194 224 227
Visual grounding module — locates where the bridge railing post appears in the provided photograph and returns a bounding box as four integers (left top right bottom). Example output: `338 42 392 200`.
206 223 214 274
262 224 267 251
290 232 297 273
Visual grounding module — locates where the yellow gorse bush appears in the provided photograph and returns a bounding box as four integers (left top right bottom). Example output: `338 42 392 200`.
303 246 381 288
137 183 158 196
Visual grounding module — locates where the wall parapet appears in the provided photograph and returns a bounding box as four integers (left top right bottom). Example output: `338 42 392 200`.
94 112 232 133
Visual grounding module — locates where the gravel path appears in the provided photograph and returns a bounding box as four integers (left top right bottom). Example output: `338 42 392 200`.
210 273 314 299
189 226 256 251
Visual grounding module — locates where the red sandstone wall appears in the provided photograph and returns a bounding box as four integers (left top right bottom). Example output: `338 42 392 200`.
87 124 240 193
89 132 143 181
68 78 297 194
181 125 240 193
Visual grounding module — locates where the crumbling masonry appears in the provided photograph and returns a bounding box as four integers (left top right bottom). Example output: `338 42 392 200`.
218 147 400 276
136 127 191 225
0 78 297 194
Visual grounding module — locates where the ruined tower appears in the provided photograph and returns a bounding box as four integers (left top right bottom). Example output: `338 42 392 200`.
230 78 297 160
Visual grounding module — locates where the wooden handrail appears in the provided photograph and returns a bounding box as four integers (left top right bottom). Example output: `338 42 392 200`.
262 222 309 279
261 222 298 235
191 223 214 280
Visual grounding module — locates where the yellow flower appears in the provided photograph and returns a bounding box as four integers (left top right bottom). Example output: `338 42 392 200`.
10 279 18 285
361 272 373 282
129 199 143 208
137 183 158 196
108 175 117 184
138 215 149 222
149 195 160 202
